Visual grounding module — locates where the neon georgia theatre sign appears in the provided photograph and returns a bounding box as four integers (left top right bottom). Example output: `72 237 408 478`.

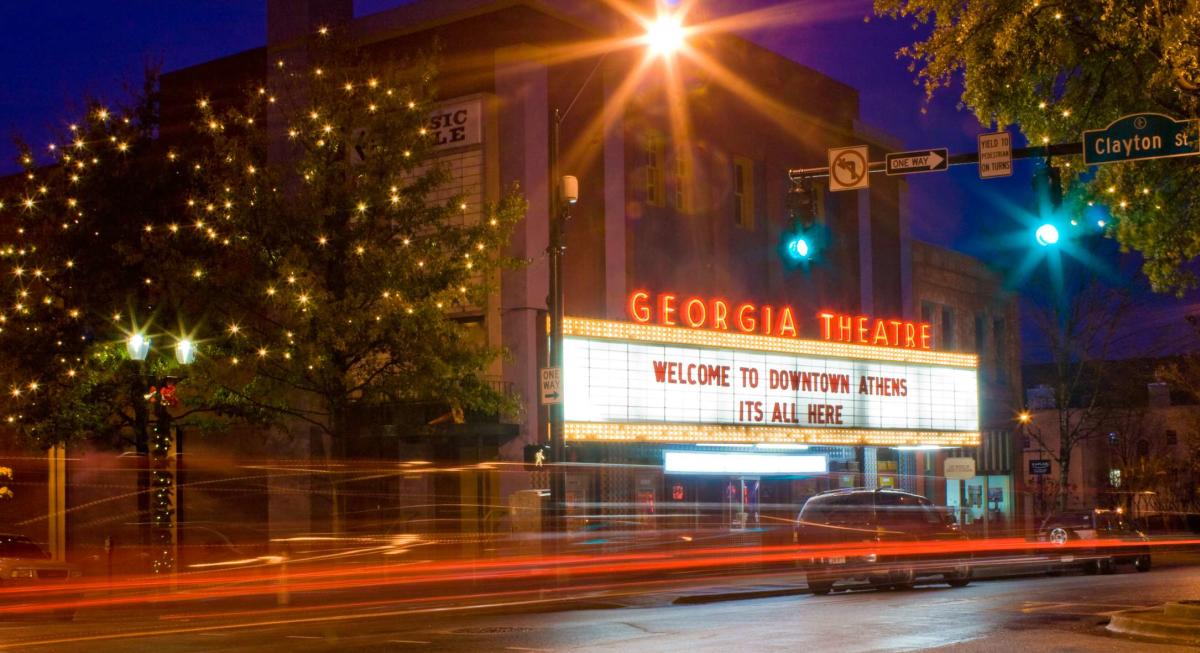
560 291 980 448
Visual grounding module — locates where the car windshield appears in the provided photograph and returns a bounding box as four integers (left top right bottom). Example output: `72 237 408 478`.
0 535 50 559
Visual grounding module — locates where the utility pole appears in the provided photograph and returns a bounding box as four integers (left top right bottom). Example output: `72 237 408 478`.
547 108 567 533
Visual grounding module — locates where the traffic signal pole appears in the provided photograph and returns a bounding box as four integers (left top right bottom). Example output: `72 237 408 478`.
787 142 1084 182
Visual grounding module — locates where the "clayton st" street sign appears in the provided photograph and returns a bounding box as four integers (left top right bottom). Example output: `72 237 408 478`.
1083 113 1200 165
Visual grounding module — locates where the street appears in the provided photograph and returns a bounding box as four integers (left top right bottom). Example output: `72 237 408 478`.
4 560 1200 652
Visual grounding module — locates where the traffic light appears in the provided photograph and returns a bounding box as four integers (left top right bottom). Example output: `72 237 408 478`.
783 178 822 265
785 232 812 260
786 179 817 225
1033 159 1064 247
1035 223 1060 246
523 443 550 471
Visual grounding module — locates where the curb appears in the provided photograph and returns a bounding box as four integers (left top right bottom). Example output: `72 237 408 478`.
672 587 809 605
1106 604 1200 644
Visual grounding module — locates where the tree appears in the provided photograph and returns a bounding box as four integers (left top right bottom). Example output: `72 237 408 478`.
0 72 206 450
179 34 525 462
874 0 1200 293
1099 407 1169 517
1023 282 1138 510
1 30 526 537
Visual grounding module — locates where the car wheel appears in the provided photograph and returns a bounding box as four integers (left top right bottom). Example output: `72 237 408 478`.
890 568 916 591
808 580 833 596
1134 555 1152 573
1049 527 1071 545
1098 557 1116 574
945 564 971 588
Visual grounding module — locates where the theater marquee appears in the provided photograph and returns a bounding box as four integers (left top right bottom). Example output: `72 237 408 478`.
562 298 980 448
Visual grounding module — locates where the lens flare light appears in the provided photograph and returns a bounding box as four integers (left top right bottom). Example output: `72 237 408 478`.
1035 223 1059 247
644 12 686 57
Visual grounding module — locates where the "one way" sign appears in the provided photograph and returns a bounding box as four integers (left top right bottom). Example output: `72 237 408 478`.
885 148 948 177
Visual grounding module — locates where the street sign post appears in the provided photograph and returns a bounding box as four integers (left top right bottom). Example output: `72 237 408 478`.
827 145 870 191
944 457 976 481
978 132 1013 179
1083 113 1200 166
540 367 562 405
884 148 948 176
1028 459 1051 476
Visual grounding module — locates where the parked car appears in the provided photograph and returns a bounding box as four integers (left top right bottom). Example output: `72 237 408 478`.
0 533 82 620
1038 509 1151 573
795 488 971 595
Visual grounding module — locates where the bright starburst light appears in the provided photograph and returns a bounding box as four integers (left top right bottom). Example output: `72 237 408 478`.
644 11 686 57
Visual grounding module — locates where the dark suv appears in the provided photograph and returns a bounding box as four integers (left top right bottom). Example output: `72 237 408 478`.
795 488 971 595
1038 509 1151 574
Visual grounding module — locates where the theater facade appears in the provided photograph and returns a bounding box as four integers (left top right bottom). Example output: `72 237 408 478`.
557 291 979 530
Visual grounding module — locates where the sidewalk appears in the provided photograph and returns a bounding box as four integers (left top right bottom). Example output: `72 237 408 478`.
1108 601 1200 645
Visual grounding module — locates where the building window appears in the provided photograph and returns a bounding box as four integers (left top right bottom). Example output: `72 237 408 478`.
733 156 754 228
645 133 664 207
974 313 986 355
673 148 690 213
1109 468 1122 488
993 318 1006 381
1167 429 1178 445
941 306 957 350
921 301 936 326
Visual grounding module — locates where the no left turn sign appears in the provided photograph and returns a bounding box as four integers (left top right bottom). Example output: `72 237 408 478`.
828 145 870 192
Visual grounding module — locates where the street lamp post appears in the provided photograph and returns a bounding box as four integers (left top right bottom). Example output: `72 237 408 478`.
127 331 195 575
1017 410 1032 532
545 11 687 532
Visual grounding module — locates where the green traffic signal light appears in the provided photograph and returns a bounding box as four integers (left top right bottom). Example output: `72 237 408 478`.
1035 223 1060 246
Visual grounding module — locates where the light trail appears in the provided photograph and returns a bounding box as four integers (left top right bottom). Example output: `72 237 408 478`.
3 535 1196 615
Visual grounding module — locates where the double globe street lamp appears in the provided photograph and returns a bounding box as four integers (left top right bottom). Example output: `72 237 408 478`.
126 330 196 575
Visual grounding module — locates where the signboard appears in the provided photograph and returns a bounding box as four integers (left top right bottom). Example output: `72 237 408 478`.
978 132 1013 179
1083 113 1200 165
428 97 483 151
540 367 562 405
885 149 948 176
827 146 870 192
663 451 827 475
944 457 976 480
1029 459 1051 476
627 291 933 350
562 326 979 446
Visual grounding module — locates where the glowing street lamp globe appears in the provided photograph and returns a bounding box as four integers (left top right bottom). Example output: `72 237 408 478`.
1035 223 1059 247
175 338 196 366
127 333 150 361
644 13 686 57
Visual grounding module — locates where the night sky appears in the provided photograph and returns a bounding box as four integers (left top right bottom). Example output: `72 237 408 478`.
1 0 1193 362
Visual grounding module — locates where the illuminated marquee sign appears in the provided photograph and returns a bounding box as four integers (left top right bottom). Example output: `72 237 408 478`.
563 298 979 448
627 291 933 350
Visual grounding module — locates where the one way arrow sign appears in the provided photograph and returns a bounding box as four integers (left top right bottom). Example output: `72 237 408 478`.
885 148 948 177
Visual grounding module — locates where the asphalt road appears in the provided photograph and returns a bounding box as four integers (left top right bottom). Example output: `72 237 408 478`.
5 563 1200 652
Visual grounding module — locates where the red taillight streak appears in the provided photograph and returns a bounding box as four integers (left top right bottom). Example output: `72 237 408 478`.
3 537 1194 614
